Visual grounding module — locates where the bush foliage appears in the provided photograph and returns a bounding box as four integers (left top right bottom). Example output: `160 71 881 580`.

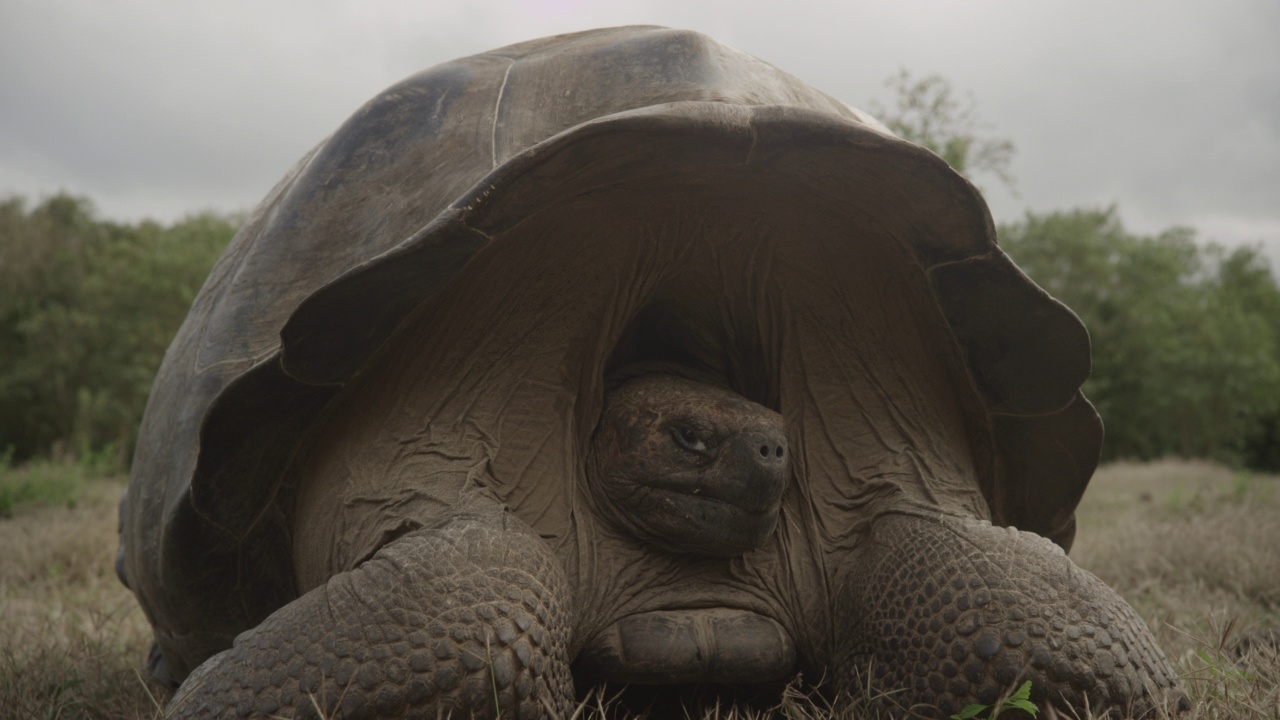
1000 208 1280 469
1 193 1277 472
0 193 237 467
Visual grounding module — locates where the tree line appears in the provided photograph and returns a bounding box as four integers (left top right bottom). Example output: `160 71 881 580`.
1 190 1276 472
0 194 236 467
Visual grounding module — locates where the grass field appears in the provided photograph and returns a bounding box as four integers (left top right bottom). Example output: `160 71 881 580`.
1 459 1276 719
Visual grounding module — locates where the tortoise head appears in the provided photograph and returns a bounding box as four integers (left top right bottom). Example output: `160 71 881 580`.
588 373 789 557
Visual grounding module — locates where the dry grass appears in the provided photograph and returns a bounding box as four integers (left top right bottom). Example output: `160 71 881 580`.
0 473 161 719
1 460 1276 719
1070 460 1280 719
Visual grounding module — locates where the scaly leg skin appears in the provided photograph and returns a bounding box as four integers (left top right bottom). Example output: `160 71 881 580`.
166 514 574 719
834 512 1190 719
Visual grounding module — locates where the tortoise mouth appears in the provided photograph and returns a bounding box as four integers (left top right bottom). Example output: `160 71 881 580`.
573 608 797 686
644 481 782 515
623 486 782 558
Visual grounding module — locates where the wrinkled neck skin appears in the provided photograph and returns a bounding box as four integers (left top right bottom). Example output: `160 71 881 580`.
291 365 985 681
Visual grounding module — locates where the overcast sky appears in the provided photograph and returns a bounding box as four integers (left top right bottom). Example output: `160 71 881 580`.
3 0 1277 265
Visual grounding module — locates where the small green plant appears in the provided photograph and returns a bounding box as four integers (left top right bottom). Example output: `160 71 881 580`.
950 680 1038 719
1194 648 1255 704
1230 470 1252 503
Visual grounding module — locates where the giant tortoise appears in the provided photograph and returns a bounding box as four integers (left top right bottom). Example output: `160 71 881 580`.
117 26 1188 718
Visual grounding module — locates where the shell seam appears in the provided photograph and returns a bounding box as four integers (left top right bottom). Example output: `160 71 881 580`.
490 58 517 169
924 248 999 272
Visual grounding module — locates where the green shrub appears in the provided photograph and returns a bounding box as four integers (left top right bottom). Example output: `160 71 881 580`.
1000 209 1280 468
0 194 236 469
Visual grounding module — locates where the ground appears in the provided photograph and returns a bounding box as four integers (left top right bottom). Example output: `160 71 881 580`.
1 459 1277 718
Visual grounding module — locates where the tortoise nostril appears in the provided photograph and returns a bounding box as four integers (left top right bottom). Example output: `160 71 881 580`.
757 443 786 462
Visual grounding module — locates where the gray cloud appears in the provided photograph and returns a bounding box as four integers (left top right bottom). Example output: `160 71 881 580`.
2 0 1276 263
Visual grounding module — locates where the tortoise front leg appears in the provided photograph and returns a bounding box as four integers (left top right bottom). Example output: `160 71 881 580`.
167 514 574 719
832 512 1188 719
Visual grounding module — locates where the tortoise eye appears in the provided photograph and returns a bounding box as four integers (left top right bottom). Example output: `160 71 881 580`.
671 425 707 454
